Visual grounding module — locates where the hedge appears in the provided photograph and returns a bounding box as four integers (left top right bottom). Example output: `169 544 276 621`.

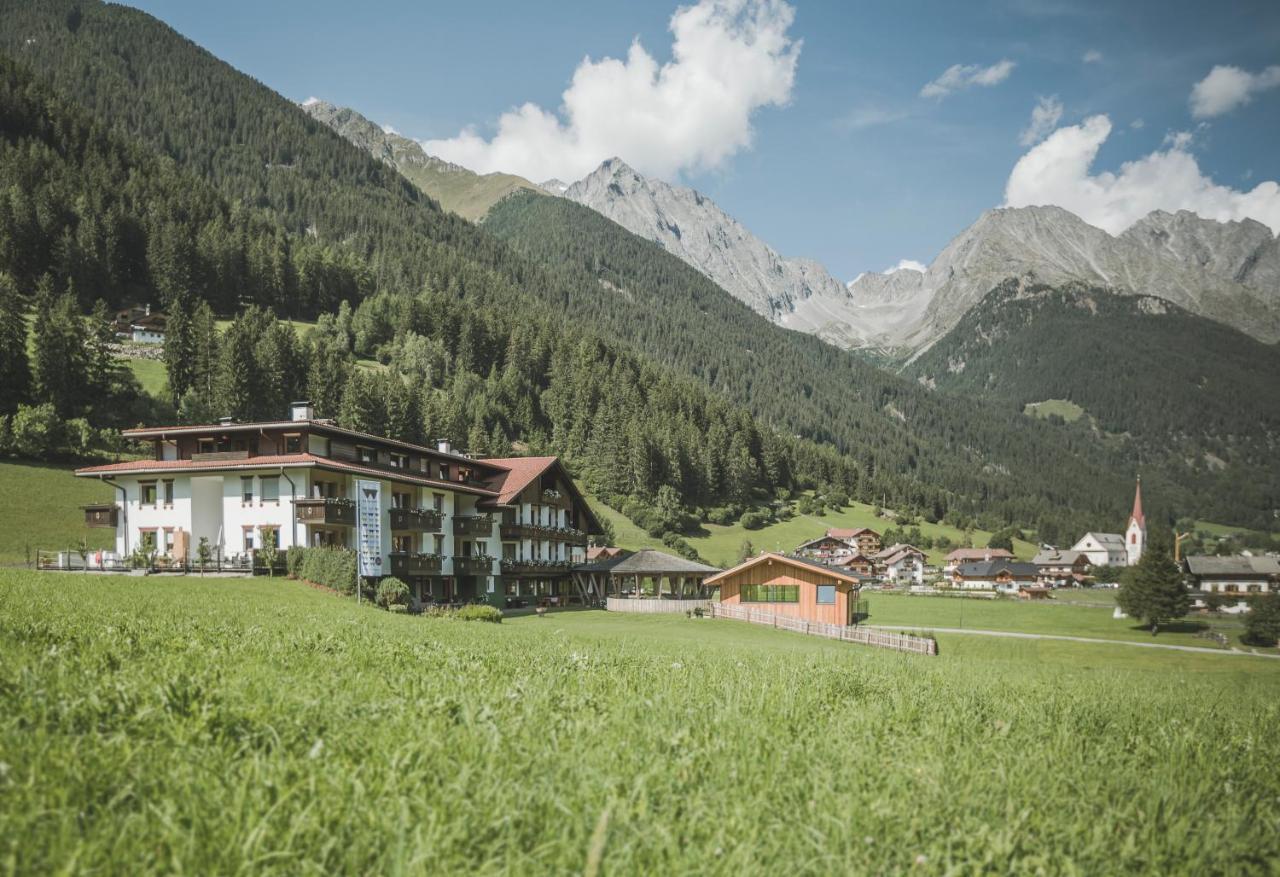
293 547 357 594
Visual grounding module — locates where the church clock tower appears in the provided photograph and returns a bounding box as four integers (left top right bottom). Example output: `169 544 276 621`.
1125 477 1146 566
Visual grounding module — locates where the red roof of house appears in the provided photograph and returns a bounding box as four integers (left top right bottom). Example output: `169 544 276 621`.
75 454 500 495
481 456 559 505
827 527 876 540
945 547 1015 563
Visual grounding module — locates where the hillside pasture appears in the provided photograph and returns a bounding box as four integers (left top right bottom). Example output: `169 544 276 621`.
0 461 112 565
1 572 1278 874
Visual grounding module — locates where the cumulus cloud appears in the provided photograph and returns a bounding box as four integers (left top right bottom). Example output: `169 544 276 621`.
1018 95 1063 146
1082 49 1103 64
1004 114 1280 234
423 0 800 182
886 259 927 273
919 60 1015 99
1189 64 1280 118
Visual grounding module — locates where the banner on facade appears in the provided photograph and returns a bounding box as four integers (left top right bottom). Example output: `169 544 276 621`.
356 479 382 577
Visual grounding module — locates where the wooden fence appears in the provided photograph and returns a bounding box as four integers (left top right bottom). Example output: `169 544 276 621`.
606 597 712 615
709 603 938 656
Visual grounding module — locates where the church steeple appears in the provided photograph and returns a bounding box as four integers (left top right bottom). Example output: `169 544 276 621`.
1129 476 1145 530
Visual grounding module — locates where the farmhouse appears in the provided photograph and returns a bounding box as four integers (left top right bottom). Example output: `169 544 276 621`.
794 527 882 562
943 547 1014 575
835 552 876 576
1032 548 1091 587
950 559 1039 592
873 543 926 586
1183 555 1280 597
706 553 864 627
74 403 602 609
111 303 167 344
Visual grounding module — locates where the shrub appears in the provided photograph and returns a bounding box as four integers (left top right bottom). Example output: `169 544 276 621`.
455 604 503 623
388 604 408 614
296 547 358 594
706 506 740 526
376 576 410 609
661 531 704 562
286 546 306 577
11 404 61 459
740 510 768 531
1245 593 1280 646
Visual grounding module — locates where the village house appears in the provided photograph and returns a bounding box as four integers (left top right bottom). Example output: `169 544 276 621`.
943 547 1014 575
705 553 864 627
794 527 882 562
873 543 927 586
111 304 167 344
835 552 876 576
950 559 1039 592
1032 548 1091 587
1183 556 1280 598
74 403 602 609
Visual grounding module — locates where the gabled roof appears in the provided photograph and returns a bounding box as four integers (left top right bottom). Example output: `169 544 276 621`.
1077 532 1125 548
794 535 849 551
945 547 1015 563
827 527 878 540
704 552 865 587
480 455 602 534
874 543 925 561
955 560 1039 578
575 548 719 575
1032 549 1088 566
1185 555 1280 576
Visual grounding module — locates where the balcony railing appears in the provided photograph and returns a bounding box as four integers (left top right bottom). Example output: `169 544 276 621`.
453 555 495 576
499 523 588 544
452 515 494 537
389 507 443 532
83 504 119 528
295 497 356 526
389 552 443 577
500 558 573 576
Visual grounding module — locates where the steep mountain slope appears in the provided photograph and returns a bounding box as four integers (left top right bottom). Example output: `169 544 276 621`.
849 206 1280 353
905 281 1280 525
557 158 874 348
300 99 542 221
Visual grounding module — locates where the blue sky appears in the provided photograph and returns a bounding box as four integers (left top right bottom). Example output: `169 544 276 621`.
128 0 1280 280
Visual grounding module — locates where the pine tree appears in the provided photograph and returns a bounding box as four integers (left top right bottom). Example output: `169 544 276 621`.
1117 530 1190 635
164 293 195 404
31 278 89 418
0 272 31 414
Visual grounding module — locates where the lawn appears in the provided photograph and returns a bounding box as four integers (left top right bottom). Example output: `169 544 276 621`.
0 460 113 565
2 572 1278 874
125 356 168 397
589 493 1038 567
859 590 1264 651
1023 398 1086 422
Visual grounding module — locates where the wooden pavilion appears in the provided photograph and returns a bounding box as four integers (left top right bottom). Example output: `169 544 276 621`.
572 549 721 611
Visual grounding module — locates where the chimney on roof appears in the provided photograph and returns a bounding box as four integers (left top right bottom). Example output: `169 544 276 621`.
437 438 452 454
218 416 234 426
290 401 314 422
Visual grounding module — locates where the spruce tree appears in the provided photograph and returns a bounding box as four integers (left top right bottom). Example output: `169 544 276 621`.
1117 530 1190 635
0 272 31 414
164 293 195 404
31 278 89 418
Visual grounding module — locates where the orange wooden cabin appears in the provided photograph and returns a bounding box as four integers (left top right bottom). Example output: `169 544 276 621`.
705 553 864 626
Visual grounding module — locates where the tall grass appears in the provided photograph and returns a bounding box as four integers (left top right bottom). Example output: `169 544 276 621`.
1 571 1278 874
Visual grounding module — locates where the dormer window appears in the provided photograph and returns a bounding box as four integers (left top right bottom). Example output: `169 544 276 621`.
357 446 376 465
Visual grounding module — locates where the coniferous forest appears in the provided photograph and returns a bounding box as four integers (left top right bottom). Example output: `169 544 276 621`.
0 0 1274 540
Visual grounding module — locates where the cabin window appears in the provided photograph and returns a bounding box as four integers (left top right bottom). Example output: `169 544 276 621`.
162 479 174 507
284 434 302 454
140 481 157 506
357 446 376 465
439 463 450 481
241 476 254 504
392 534 413 553
741 585 800 603
816 585 837 605
261 476 280 503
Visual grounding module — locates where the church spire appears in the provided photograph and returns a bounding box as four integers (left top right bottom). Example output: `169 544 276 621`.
1129 476 1145 529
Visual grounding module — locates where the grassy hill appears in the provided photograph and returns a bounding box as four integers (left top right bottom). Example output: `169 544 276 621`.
0 461 112 565
3 571 1278 873
592 492 1039 567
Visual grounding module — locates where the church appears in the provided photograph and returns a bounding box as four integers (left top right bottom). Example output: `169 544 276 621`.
1071 479 1146 568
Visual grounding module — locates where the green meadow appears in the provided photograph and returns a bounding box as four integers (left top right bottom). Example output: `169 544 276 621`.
589 493 1039 567
2 572 1278 874
0 461 112 565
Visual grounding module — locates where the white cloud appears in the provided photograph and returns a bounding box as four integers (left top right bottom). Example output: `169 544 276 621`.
381 124 400 136
838 105 910 130
1018 95 1063 146
1130 118 1145 129
1004 114 1280 234
919 59 1015 99
1189 64 1280 119
886 259 927 273
423 0 800 183
302 96 322 108
1082 49 1103 64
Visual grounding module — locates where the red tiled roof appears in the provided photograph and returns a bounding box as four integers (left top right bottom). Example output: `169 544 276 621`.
481 456 559 505
74 453 499 495
827 527 876 540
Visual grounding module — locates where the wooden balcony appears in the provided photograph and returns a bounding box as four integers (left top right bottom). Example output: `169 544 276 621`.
389 553 443 577
500 558 573 576
191 450 251 462
500 523 588 544
452 515 494 537
295 497 356 526
453 556 494 576
83 504 118 528
389 507 443 532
